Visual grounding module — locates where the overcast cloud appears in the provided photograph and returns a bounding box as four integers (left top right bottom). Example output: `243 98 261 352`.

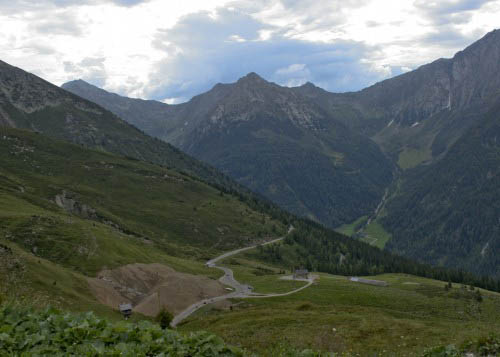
0 0 499 102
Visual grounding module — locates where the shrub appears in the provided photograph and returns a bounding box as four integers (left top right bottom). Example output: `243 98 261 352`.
156 308 173 329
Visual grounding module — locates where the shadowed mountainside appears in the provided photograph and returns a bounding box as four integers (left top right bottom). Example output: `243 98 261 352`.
62 29 500 278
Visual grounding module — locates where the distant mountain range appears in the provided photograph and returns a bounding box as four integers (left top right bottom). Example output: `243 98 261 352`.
63 29 500 278
63 73 394 230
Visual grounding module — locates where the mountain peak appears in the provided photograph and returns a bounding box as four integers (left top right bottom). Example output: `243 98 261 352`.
62 79 95 90
68 79 87 85
485 28 500 39
300 81 318 90
237 72 266 84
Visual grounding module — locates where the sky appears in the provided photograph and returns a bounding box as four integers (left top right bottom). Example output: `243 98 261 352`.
1 0 499 104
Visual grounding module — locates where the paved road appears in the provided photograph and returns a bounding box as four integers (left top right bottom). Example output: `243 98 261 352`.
171 227 314 327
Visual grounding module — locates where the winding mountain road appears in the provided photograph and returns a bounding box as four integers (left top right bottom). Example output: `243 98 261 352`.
171 227 314 327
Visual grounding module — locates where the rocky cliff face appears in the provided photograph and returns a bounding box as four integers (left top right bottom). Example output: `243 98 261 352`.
294 29 500 160
370 29 500 124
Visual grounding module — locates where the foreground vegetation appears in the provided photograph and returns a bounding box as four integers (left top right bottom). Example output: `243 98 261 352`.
0 304 244 356
1 303 498 356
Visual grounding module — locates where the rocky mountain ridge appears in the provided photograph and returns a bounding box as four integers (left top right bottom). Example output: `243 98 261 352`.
296 29 500 160
65 69 395 229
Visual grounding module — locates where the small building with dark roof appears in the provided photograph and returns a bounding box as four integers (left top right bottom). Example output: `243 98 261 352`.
293 268 309 280
119 303 132 319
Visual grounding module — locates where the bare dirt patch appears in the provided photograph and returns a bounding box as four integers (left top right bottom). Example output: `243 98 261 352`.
87 263 227 316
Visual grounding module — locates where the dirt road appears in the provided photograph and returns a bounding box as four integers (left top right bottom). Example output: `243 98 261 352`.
171 227 314 327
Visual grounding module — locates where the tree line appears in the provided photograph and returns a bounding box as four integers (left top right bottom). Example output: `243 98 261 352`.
256 220 500 293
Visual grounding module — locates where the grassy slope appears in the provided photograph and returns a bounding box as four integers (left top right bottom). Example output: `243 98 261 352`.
0 59 253 196
361 221 392 249
0 128 285 257
180 267 500 355
0 127 285 312
335 215 367 236
336 215 391 250
397 147 432 170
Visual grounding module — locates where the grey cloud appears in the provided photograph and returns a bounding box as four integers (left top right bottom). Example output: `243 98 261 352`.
154 7 267 51
28 10 85 36
148 7 388 103
0 0 149 14
413 0 496 50
63 61 78 73
366 21 381 27
414 0 495 25
112 76 145 97
80 57 105 67
22 42 57 55
414 0 494 15
420 26 474 48
110 0 148 6
275 0 369 33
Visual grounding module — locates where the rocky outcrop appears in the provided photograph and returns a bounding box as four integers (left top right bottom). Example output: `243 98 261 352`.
0 106 15 127
54 191 97 219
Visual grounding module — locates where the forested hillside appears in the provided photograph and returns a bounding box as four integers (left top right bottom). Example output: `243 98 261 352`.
253 221 500 292
64 74 394 228
382 103 500 278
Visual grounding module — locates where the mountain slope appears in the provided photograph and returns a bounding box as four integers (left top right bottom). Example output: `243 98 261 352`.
62 29 500 278
295 29 500 164
64 74 394 228
382 102 500 278
0 60 250 193
0 126 289 317
0 127 286 261
61 78 177 136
